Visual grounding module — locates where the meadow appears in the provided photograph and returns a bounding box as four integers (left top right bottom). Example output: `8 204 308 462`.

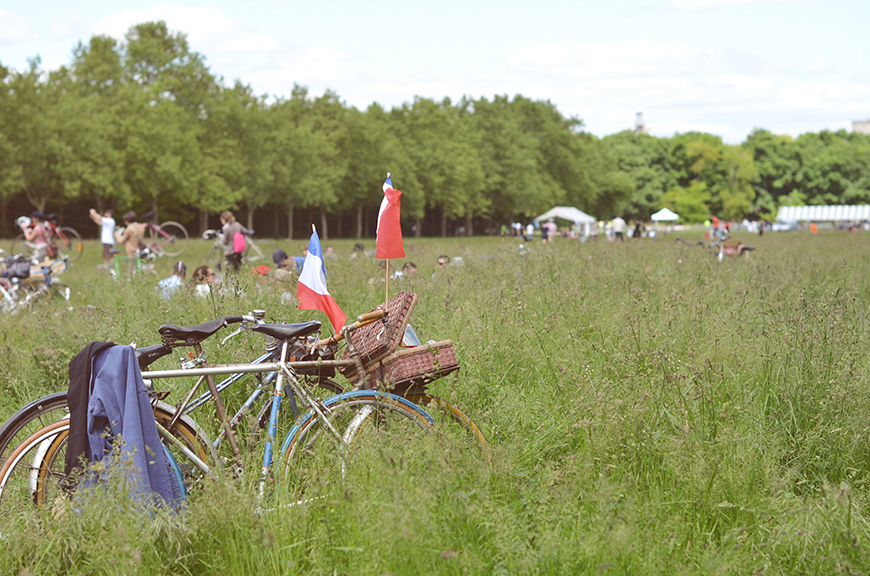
2 228 870 575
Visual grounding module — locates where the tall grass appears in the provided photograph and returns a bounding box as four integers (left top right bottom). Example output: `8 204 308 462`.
3 230 870 574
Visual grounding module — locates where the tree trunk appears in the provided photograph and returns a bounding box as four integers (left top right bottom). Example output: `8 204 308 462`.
415 217 422 238
465 214 473 236
199 211 208 235
287 206 294 240
152 197 159 224
320 204 328 240
441 209 447 238
356 205 363 239
246 207 254 231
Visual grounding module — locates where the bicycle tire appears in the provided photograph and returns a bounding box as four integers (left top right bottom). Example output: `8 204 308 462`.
0 395 215 478
155 222 189 257
9 233 25 257
0 392 70 469
0 401 215 519
276 391 434 498
206 244 224 269
0 278 16 313
244 238 277 264
32 427 188 505
402 393 493 465
56 226 84 262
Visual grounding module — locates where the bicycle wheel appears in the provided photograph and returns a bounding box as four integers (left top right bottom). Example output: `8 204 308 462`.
206 244 224 269
276 391 434 499
56 227 84 262
156 222 188 257
0 278 16 313
402 393 493 465
9 233 26 257
0 392 70 469
244 238 277 264
0 401 215 521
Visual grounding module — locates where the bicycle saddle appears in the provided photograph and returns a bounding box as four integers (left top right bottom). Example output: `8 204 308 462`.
158 316 243 345
252 321 321 341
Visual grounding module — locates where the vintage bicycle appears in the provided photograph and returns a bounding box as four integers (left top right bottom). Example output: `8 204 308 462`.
11 214 83 263
0 250 72 315
0 293 488 512
202 229 277 269
115 211 189 258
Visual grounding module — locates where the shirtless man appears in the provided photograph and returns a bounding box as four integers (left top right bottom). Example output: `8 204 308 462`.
114 211 149 272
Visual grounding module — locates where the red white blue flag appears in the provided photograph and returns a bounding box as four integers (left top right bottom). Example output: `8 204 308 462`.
297 228 346 333
376 172 405 259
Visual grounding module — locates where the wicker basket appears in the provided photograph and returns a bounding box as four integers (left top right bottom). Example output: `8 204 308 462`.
369 340 460 393
340 290 418 384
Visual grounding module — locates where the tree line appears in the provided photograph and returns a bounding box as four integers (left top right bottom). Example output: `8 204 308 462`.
1 21 868 239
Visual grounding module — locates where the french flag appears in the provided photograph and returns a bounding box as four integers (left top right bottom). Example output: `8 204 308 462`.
376 173 405 259
297 228 346 333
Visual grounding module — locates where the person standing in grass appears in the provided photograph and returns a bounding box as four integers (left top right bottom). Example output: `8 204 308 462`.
114 211 150 274
89 208 115 268
612 215 626 242
219 211 248 272
19 211 52 261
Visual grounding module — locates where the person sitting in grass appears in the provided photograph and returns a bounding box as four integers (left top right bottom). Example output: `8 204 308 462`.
189 265 215 299
156 261 186 300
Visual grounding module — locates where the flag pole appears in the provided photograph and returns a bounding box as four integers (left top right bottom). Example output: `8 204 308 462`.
385 258 390 308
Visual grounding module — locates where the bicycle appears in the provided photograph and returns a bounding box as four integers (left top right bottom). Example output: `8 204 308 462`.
0 293 489 509
0 250 72 315
203 229 278 268
0 312 438 510
11 214 84 263
115 211 189 258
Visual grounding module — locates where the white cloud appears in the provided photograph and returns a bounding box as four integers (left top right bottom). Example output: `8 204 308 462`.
0 10 33 43
508 42 719 81
51 15 83 40
669 0 802 8
92 4 282 55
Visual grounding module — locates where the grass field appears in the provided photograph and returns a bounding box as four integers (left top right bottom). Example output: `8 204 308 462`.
2 229 870 575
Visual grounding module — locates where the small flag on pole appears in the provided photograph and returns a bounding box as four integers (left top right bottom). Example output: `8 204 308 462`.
297 227 346 333
376 172 405 259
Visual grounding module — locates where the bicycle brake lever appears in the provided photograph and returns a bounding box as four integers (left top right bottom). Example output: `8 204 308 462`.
219 314 258 346
220 323 246 346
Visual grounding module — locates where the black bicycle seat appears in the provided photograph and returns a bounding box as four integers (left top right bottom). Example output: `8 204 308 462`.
252 321 321 341
158 316 242 345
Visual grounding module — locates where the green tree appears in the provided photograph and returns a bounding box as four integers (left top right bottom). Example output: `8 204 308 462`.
602 131 676 219
661 181 711 223
742 129 798 216
118 22 216 222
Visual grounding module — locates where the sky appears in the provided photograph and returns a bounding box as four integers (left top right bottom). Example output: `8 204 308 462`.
1 0 868 143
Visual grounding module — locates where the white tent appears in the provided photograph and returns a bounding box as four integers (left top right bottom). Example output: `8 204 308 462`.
651 207 679 221
534 206 596 224
534 206 597 238
776 205 870 222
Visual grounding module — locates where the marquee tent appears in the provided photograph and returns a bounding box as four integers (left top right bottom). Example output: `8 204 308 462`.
776 205 870 222
534 206 597 237
534 206 596 224
651 207 679 221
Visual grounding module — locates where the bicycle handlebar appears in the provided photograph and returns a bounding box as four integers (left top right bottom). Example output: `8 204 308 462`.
357 310 385 323
315 309 386 348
